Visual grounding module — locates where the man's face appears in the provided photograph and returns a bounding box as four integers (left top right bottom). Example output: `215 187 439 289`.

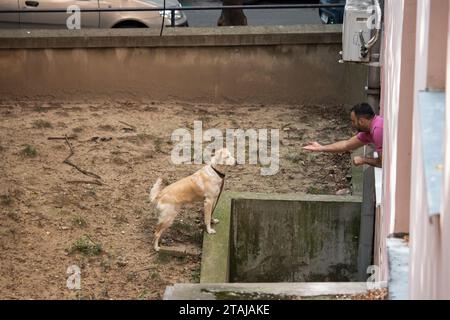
351 111 368 132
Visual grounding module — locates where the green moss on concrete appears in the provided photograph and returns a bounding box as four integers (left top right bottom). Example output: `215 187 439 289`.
230 198 361 282
200 192 363 284
200 289 299 300
200 193 233 283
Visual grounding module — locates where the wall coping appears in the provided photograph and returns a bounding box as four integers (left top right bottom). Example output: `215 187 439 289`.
0 25 342 49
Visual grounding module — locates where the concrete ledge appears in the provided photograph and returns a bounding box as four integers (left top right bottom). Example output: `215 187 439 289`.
164 282 373 300
0 25 342 49
200 192 234 283
387 238 409 300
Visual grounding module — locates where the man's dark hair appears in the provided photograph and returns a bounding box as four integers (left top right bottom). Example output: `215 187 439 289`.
351 103 375 119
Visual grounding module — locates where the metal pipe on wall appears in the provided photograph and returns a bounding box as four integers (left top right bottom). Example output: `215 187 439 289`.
367 0 383 114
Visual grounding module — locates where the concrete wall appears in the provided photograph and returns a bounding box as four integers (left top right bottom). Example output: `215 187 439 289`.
350 147 376 281
0 26 367 105
230 197 362 283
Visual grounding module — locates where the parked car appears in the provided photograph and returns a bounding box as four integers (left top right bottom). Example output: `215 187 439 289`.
242 0 320 5
319 0 345 24
0 0 188 29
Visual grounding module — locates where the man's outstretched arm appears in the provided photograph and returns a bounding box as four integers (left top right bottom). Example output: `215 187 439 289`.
302 135 365 153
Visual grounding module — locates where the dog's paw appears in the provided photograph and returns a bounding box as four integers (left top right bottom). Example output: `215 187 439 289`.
154 245 160 252
212 218 220 224
206 228 216 234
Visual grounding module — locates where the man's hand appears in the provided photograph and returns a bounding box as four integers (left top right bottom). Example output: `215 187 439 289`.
302 141 324 152
353 155 382 168
302 136 365 153
353 156 365 166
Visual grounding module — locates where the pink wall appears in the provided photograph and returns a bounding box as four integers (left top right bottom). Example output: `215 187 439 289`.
379 0 401 282
382 0 450 298
382 0 415 236
409 0 449 300
379 0 416 282
394 1 416 235
428 0 449 90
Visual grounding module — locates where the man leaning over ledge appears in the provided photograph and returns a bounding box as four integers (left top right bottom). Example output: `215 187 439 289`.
302 103 383 168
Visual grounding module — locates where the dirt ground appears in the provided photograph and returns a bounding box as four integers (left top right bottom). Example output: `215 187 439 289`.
0 100 355 300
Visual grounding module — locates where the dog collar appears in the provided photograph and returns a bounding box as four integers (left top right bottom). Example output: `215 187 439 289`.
211 165 225 179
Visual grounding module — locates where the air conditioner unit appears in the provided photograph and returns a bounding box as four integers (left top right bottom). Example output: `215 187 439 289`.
341 0 379 63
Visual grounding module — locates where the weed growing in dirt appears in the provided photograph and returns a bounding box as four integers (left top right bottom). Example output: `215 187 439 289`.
85 186 97 198
156 252 172 264
72 216 87 228
0 194 13 206
32 120 53 129
138 289 149 300
100 259 112 272
147 267 161 281
191 267 201 283
20 144 37 157
285 153 304 164
153 137 164 153
69 235 103 256
306 185 329 195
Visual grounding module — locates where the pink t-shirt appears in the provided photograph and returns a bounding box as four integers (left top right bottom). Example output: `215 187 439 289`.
356 115 383 153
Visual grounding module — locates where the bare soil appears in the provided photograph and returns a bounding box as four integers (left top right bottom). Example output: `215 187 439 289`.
0 100 354 299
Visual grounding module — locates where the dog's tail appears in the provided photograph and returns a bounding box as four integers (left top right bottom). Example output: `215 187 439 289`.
149 178 163 203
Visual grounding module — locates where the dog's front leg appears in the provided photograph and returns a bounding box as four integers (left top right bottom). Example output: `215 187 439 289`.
204 198 216 234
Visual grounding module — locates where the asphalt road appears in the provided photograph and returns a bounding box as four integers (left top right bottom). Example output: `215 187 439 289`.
179 0 322 27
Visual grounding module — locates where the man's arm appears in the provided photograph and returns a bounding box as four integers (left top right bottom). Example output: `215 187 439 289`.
302 135 365 153
353 154 382 168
